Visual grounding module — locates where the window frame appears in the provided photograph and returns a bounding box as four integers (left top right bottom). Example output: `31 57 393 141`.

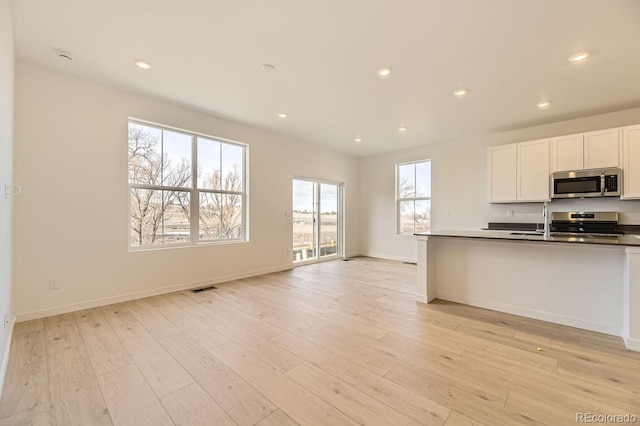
395 159 431 235
292 176 344 264
128 118 248 251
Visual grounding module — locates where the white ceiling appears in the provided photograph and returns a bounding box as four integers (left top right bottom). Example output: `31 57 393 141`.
9 0 640 156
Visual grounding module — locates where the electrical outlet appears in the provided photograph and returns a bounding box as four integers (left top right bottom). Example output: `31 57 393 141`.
49 279 60 290
507 209 514 217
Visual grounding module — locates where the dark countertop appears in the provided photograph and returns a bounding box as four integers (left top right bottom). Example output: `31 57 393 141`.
415 230 640 247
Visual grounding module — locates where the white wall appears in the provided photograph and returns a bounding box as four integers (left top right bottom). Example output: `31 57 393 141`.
0 0 14 399
12 62 360 319
360 107 640 262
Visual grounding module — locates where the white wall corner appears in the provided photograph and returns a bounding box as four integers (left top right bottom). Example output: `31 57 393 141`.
622 327 640 352
0 322 14 402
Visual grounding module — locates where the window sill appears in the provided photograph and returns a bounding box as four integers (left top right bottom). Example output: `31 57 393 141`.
128 238 249 252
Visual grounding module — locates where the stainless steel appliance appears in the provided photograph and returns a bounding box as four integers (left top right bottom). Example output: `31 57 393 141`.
550 211 622 237
551 168 621 199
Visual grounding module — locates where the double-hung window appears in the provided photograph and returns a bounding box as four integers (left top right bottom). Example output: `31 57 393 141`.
396 160 431 234
128 120 247 249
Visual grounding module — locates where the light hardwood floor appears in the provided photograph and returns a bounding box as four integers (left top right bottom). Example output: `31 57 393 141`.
1 257 639 425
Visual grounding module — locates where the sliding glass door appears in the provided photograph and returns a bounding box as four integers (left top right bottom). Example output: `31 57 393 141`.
319 183 339 257
292 179 317 261
292 179 342 263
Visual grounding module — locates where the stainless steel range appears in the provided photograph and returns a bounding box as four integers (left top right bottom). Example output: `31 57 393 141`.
550 211 622 237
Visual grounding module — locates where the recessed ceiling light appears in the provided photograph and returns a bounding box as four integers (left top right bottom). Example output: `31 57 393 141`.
453 88 468 98
56 50 73 62
568 51 590 63
135 60 152 70
377 67 392 78
398 126 408 132
354 137 362 143
278 113 288 118
536 101 551 109
261 64 275 72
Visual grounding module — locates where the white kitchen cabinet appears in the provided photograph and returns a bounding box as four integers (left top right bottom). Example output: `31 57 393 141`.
487 144 516 202
550 133 584 172
489 125 630 203
550 129 620 172
517 139 550 201
622 124 640 199
584 128 620 169
488 139 549 203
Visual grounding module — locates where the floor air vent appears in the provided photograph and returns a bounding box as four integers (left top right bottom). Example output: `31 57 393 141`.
191 285 217 293
342 258 352 261
403 261 417 265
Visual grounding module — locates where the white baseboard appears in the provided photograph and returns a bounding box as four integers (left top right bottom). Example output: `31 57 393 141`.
0 322 14 402
361 252 417 264
416 295 430 304
15 264 293 322
344 251 363 259
622 328 640 351
435 291 621 337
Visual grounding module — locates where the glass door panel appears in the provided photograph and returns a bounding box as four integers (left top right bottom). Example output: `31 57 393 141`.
320 183 338 257
293 179 317 262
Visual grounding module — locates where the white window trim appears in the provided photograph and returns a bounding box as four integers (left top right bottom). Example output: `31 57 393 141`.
396 159 431 235
128 118 249 251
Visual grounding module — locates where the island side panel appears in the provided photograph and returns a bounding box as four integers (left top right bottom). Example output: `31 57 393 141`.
416 235 435 303
624 247 640 350
423 236 624 337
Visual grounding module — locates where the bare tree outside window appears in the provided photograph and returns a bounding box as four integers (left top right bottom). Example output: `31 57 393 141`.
197 136 244 242
128 121 246 249
396 161 431 234
199 167 243 240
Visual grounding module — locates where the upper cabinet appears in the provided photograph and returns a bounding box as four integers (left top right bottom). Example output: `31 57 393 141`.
550 133 583 172
487 144 517 203
584 128 620 169
622 124 640 199
488 139 549 203
550 128 620 172
517 139 550 202
488 125 634 203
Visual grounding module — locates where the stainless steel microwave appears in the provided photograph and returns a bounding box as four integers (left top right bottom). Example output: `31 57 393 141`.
551 168 621 199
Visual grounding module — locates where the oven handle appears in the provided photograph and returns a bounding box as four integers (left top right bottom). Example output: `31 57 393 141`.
601 173 605 195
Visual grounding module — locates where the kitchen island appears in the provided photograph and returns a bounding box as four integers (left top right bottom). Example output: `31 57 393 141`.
415 231 640 351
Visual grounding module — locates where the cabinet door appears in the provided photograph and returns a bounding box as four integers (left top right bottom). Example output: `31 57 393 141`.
623 125 640 199
487 144 517 203
584 128 620 169
550 133 583 172
517 139 550 201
